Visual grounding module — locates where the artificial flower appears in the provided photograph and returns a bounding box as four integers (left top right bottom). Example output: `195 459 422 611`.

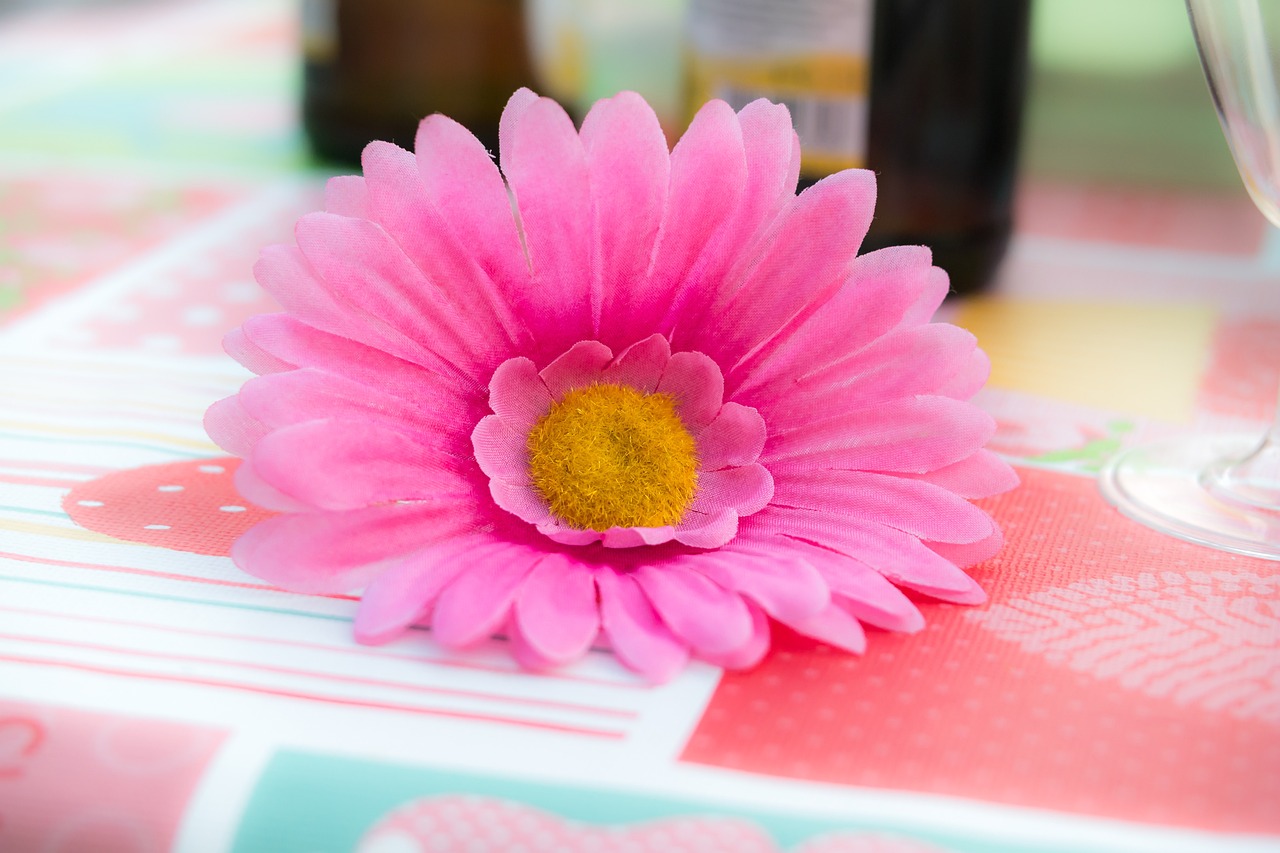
205 89 1017 681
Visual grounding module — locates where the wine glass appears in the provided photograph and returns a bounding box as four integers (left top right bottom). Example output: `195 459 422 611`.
1100 0 1280 560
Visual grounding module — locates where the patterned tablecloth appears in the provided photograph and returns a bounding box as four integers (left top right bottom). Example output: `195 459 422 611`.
0 2 1277 852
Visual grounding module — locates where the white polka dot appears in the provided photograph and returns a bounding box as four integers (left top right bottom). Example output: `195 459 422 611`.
198 465 225 474
182 304 223 326
157 485 184 492
144 524 171 530
77 500 104 507
219 505 247 513
221 281 261 303
141 334 181 351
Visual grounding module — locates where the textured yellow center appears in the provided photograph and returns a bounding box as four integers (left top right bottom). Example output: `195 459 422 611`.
527 383 699 531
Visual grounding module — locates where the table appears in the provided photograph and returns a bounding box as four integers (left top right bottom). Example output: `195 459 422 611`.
0 2 1277 851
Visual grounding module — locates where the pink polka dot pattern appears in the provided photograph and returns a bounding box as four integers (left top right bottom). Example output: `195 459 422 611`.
681 467 1280 834
356 796 777 853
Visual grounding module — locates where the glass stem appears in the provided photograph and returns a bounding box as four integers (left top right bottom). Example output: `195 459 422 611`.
1206 388 1280 513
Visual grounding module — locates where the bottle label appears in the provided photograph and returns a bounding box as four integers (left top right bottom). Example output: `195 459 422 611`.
686 0 873 177
301 0 337 62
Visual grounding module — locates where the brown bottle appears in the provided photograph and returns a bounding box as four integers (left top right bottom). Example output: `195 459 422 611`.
302 0 536 164
686 0 1031 296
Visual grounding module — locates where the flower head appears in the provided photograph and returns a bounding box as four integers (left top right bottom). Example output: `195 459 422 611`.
206 89 1017 681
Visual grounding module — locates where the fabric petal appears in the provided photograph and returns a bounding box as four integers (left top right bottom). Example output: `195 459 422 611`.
251 418 468 511
430 546 541 648
223 326 293 376
783 601 867 655
602 526 675 548
899 450 1019 500
238 368 446 439
771 469 995 544
204 395 268 458
513 556 600 665
323 175 369 218
765 397 996 475
791 541 925 633
601 333 671 392
699 603 770 670
472 415 531 486
656 350 723 430
689 544 829 623
697 403 766 470
633 564 753 656
596 569 689 683
233 459 311 513
489 478 552 525
689 465 773 518
488 356 554 432
233 501 469 594
582 92 671 349
500 94 594 352
672 510 737 549
353 535 489 645
539 340 613 399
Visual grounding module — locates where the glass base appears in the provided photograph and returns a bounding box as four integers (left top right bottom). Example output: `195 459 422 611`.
1100 434 1280 561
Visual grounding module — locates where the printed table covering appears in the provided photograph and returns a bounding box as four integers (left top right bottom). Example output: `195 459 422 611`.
0 2 1277 852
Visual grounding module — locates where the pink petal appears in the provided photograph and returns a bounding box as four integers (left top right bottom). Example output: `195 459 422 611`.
771 469 995 544
415 113 531 304
471 415 531 486
223 327 292 376
697 403 767 470
937 347 991 401
749 508 987 604
430 546 541 648
633 564 753 656
233 501 470 594
488 356 553 432
600 334 671 392
500 94 594 351
233 459 311 513
353 535 487 645
323 175 369 218
899 450 1018 500
765 397 996 475
663 99 799 343
537 520 603 546
699 603 770 670
927 527 1005 572
596 569 689 683
643 100 747 335
793 323 980 409
689 465 773 517
582 92 671 349
489 478 551 525
239 368 446 440
730 246 935 400
251 418 468 511
902 266 950 327
688 544 830 623
361 141 528 353
539 340 613 398
239 313 461 408
697 169 877 369
293 211 483 382
254 245 431 370
672 509 737 549
602 526 676 548
204 395 268 458
513 556 600 664
783 601 867 655
792 541 925 633
655 350 723 430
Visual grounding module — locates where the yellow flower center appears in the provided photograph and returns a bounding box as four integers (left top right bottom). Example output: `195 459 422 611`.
527 383 699 531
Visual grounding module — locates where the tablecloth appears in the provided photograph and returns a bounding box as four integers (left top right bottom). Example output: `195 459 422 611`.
0 2 1277 851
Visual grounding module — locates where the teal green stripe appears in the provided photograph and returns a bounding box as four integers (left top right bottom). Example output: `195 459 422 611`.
0 573 350 622
0 429 208 458
0 505 66 519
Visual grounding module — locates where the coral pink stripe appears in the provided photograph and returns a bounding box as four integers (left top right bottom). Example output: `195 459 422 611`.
0 652 624 739
0 459 113 474
0 550 357 600
0 607 637 719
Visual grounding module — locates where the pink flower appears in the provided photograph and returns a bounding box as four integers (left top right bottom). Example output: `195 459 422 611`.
206 89 1017 682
